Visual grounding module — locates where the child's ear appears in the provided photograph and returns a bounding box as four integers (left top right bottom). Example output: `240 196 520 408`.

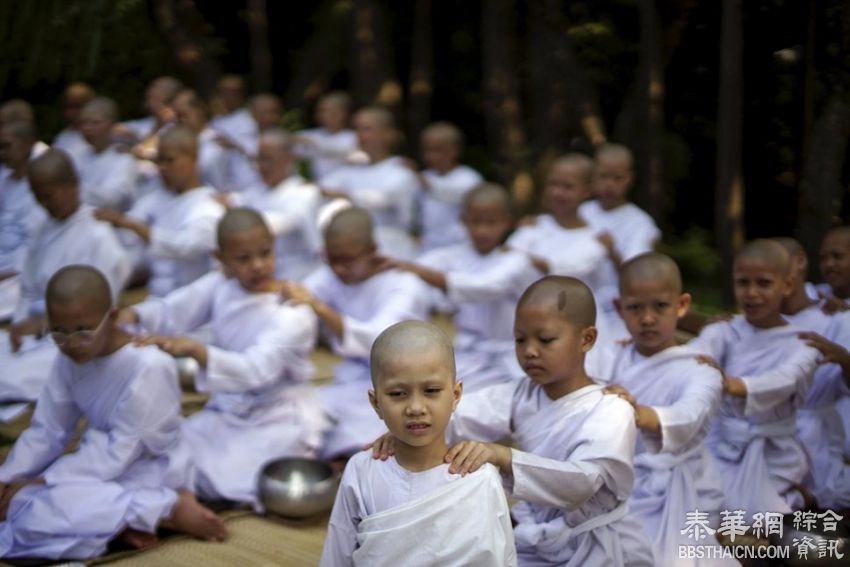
581 326 598 352
451 380 463 411
368 389 383 420
676 293 692 319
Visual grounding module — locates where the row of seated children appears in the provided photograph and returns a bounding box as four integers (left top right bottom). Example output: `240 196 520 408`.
0 191 844 564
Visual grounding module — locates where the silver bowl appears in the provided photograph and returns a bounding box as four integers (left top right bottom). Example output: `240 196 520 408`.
258 457 340 519
769 515 849 567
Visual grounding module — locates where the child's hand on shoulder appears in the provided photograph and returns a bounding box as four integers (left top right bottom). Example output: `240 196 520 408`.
135 335 203 360
695 354 724 375
445 441 511 476
367 432 395 461
603 384 637 409
819 292 849 315
279 280 317 307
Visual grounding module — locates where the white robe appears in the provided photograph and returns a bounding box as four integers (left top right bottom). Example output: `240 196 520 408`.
783 303 850 509
0 344 193 560
73 145 137 211
321 158 421 260
591 344 729 567
52 128 89 165
122 116 158 141
236 175 322 281
507 215 624 345
321 451 516 567
296 127 359 182
304 267 431 458
418 165 483 251
0 206 131 404
417 243 539 390
211 108 257 156
0 166 47 320
125 185 224 297
132 271 326 508
198 127 229 191
689 317 819 514
448 381 655 566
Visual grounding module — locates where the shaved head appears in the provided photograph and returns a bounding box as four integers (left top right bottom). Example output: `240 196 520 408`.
258 127 293 154
823 226 850 245
551 153 595 185
1 120 37 145
65 82 95 101
159 125 198 159
217 207 271 248
324 207 374 247
355 106 395 129
0 99 34 125
46 265 112 316
82 97 119 123
595 143 634 169
320 91 352 111
463 182 513 213
150 76 182 100
735 239 791 275
370 320 455 386
422 121 464 147
28 148 78 186
619 252 682 295
518 276 596 328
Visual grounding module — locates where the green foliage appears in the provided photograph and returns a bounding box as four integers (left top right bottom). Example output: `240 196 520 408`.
658 227 727 312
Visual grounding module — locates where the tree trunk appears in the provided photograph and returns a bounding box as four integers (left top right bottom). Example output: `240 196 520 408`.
715 0 745 305
797 96 850 275
151 0 220 98
349 0 402 114
284 1 345 109
637 0 664 221
406 0 433 154
481 0 530 204
246 0 273 93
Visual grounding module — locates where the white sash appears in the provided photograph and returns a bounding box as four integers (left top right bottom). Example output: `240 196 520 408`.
713 415 797 463
352 465 516 567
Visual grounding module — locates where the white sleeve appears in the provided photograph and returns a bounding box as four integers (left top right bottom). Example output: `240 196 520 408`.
0 364 81 483
197 305 319 393
740 344 818 416
688 322 729 361
618 217 660 261
133 273 218 335
446 382 517 445
446 253 537 304
12 246 41 322
148 202 222 259
43 357 184 484
510 399 636 509
426 168 483 204
648 365 722 454
337 278 429 358
319 466 362 567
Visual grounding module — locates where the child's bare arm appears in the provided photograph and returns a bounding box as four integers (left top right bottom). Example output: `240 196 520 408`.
134 335 208 368
392 260 448 292
799 331 850 386
281 281 344 339
603 385 661 434
94 209 151 243
444 441 512 476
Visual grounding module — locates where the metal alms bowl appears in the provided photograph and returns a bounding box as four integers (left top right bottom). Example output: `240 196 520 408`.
258 457 340 519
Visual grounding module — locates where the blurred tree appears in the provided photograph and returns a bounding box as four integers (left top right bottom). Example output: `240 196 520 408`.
406 0 433 151
349 0 402 114
246 0 272 93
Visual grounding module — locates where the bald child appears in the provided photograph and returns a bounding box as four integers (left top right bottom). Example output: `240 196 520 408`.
0 265 225 560
121 208 324 509
96 125 224 296
52 82 96 164
295 91 358 182
417 121 484 251
1 149 130 404
690 239 820 515
590 253 728 566
321 321 516 567
284 207 431 458
387 276 656 565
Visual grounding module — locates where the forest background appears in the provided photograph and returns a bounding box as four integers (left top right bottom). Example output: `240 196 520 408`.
1 0 848 311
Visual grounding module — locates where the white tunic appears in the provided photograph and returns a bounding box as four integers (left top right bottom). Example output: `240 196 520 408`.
0 344 193 560
74 145 137 211
296 128 359 182
211 108 257 156
304 267 431 458
321 451 516 567
197 127 229 191
448 381 655 566
125 185 224 297
236 175 322 281
52 128 89 165
783 303 850 509
417 243 539 390
0 166 47 320
507 215 624 344
689 316 819 514
418 165 483 251
122 116 158 141
0 206 131 403
133 271 325 508
321 158 421 259
592 344 728 566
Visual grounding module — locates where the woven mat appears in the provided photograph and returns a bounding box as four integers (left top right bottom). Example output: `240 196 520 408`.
88 510 329 566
